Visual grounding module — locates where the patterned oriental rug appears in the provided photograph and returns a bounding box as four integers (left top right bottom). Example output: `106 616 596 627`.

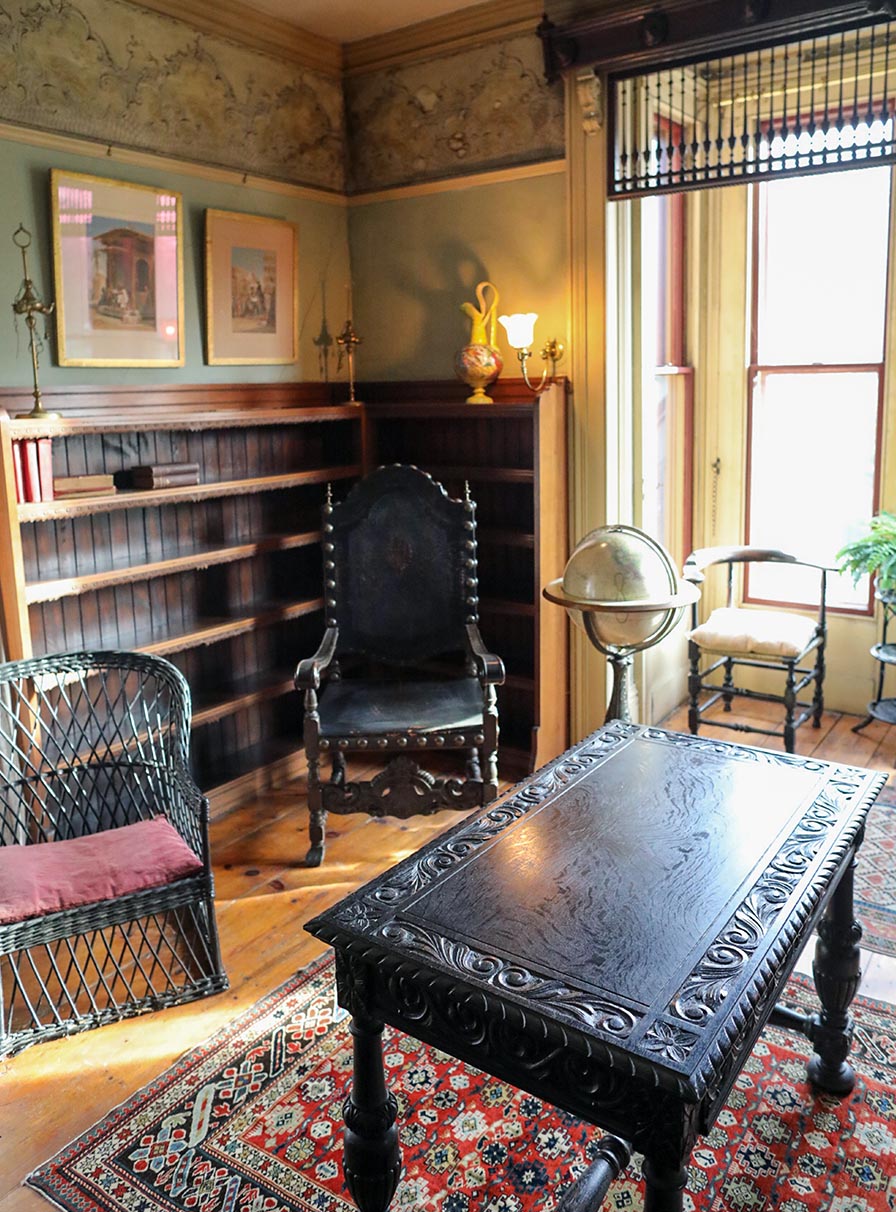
855 785 896 958
26 955 896 1212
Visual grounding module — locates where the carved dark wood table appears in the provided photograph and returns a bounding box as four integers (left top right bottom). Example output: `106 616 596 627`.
305 722 885 1212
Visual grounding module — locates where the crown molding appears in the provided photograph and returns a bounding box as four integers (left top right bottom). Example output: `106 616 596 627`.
347 157 565 205
129 0 343 76
343 0 543 76
0 121 348 204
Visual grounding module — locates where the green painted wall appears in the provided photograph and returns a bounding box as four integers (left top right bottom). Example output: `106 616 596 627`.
0 136 351 390
348 169 569 382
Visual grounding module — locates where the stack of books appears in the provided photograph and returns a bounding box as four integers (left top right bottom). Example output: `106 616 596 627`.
53 473 117 499
12 437 53 503
114 462 201 490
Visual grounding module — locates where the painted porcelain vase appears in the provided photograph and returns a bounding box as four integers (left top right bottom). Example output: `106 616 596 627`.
455 280 503 403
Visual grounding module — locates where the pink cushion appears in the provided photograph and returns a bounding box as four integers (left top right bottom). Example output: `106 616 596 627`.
0 817 203 926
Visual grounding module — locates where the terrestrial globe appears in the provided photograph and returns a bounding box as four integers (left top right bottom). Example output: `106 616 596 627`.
543 524 700 722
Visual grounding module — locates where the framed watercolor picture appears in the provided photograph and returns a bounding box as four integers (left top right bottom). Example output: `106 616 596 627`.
204 209 298 365
50 170 184 367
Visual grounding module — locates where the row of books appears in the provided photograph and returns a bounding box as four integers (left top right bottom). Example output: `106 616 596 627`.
114 462 200 490
11 438 54 503
12 444 202 504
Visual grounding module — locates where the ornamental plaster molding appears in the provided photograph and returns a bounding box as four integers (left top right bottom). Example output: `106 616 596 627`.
345 31 564 193
0 0 345 191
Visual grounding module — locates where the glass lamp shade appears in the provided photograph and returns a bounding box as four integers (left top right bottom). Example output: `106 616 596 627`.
498 312 538 349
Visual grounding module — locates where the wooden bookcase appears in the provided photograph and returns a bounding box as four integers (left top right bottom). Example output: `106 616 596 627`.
0 378 568 810
0 384 362 813
359 379 569 772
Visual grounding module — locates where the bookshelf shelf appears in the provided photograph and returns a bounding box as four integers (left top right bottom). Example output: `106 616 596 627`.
24 530 323 603
0 391 362 812
17 467 360 522
0 380 567 807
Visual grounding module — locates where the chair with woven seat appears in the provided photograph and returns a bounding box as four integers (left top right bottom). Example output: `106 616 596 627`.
295 464 504 867
682 546 829 753
0 650 227 1056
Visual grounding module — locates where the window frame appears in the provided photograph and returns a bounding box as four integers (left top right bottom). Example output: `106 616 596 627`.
743 174 890 615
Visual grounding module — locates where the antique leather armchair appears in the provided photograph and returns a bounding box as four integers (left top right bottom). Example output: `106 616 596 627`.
683 546 829 753
295 465 504 866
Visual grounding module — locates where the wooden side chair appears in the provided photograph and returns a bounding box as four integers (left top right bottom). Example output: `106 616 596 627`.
682 546 829 753
0 651 227 1056
295 464 504 867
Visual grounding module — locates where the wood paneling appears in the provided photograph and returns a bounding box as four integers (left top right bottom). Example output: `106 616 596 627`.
360 380 569 769
2 384 363 808
1 380 566 805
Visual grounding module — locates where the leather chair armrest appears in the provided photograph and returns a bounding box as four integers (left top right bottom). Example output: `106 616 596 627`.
465 622 505 685
684 545 798 581
295 627 339 690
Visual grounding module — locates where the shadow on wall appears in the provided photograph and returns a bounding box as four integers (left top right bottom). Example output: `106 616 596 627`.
386 239 496 382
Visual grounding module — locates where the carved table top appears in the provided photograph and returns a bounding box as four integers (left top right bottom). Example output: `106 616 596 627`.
306 723 884 1113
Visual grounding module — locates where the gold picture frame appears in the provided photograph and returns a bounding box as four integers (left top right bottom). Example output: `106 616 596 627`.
50 169 185 367
205 209 298 365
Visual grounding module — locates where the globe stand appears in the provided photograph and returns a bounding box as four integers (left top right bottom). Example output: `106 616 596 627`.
543 524 700 726
574 601 696 724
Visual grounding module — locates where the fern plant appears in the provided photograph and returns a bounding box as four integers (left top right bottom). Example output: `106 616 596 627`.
836 511 896 594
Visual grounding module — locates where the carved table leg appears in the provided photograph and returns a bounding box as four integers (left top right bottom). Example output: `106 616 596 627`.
808 855 863 1095
642 1156 687 1212
343 1015 401 1212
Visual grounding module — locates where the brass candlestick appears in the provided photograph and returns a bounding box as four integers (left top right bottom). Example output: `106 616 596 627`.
336 318 362 404
11 224 59 421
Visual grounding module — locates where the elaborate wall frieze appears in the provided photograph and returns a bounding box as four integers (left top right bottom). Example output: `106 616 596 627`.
344 31 564 193
0 0 345 190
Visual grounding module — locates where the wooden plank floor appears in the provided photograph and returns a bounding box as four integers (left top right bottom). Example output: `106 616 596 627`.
1 712 894 1206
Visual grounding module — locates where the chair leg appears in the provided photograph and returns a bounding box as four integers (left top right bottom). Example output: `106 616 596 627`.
304 689 326 867
332 751 347 786
783 661 797 754
306 795 327 867
466 748 482 781
722 658 734 712
482 685 499 804
687 641 701 736
812 639 826 729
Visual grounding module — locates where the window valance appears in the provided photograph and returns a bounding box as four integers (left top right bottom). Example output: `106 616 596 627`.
540 1 896 196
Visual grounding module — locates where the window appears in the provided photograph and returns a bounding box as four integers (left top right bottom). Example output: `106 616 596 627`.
640 134 693 567
746 163 890 610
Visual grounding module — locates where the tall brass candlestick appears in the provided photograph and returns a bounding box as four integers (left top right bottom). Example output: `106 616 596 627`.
11 224 58 421
336 318 362 404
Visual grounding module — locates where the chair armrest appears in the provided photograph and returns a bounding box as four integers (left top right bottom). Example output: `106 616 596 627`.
465 623 505 685
683 545 799 582
295 627 339 690
152 762 209 863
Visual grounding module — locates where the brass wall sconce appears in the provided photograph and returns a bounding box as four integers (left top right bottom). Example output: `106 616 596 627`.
498 312 564 393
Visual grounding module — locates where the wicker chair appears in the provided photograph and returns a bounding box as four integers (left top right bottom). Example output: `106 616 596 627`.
0 651 227 1056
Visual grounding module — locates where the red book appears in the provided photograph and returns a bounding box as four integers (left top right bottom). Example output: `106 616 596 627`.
21 439 41 503
11 441 24 504
36 437 54 502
